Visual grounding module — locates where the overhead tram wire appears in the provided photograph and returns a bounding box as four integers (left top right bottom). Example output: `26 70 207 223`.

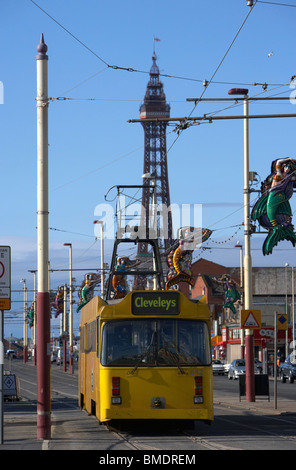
30 0 263 253
188 82 293 126
129 1 258 172
256 1 296 7
186 1 257 121
30 0 264 88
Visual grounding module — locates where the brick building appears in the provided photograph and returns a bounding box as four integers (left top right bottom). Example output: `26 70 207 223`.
181 258 294 363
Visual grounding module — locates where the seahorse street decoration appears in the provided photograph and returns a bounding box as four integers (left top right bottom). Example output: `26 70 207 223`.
112 256 140 299
165 227 212 290
213 274 241 314
77 273 100 312
51 285 64 318
251 157 296 256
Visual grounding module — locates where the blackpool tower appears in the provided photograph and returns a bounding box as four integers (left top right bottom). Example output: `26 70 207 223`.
134 53 173 288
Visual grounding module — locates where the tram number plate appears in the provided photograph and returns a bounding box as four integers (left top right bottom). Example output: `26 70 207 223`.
131 291 180 315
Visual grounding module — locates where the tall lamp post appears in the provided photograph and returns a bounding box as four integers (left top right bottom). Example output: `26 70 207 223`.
64 243 73 374
235 242 244 359
28 270 37 366
229 88 255 402
36 33 51 439
93 221 104 298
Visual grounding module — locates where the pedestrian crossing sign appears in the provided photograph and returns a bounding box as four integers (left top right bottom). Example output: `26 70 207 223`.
241 309 261 329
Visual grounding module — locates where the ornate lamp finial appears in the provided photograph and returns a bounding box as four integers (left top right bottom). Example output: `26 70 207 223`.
36 33 48 60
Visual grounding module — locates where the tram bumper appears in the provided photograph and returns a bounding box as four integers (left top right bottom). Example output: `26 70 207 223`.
103 407 213 422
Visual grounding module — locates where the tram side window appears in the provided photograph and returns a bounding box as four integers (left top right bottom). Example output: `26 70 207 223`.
86 321 96 354
80 326 85 353
97 319 100 358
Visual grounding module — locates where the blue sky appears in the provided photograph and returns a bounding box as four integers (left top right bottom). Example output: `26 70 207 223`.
1 0 296 337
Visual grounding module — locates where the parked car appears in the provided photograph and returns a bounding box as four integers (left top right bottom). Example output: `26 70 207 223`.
254 359 263 373
212 359 225 375
56 348 69 365
223 362 231 375
279 354 296 383
228 359 261 380
51 350 57 363
6 349 16 358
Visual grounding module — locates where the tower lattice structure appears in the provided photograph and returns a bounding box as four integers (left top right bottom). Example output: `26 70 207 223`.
134 53 173 288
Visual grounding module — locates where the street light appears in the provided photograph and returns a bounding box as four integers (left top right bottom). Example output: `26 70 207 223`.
229 87 255 402
93 221 104 298
64 243 73 374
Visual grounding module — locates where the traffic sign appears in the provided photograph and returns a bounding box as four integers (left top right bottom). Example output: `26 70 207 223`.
241 309 261 329
0 246 11 310
277 314 287 330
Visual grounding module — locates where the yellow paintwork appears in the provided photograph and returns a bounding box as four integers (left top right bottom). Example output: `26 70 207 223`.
78 291 213 422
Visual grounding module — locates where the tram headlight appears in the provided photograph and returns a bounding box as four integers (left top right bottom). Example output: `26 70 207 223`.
111 397 122 405
194 396 204 404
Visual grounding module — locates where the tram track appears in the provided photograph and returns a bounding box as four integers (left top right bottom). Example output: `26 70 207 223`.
4 361 296 450
183 430 243 450
106 421 241 451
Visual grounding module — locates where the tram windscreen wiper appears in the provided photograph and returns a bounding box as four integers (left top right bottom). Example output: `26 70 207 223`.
158 338 185 374
128 331 156 375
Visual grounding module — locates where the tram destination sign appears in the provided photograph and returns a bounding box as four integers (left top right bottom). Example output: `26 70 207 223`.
131 291 180 315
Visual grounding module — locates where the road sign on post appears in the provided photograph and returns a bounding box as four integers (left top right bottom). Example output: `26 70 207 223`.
277 314 287 330
241 309 261 329
0 246 11 311
0 246 10 444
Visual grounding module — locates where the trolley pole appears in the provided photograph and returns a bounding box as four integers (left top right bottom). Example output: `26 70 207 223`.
36 33 51 440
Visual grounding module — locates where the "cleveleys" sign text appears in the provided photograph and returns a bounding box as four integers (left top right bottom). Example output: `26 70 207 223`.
131 292 180 315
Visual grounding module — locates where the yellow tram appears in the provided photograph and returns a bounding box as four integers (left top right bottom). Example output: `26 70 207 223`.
79 289 213 424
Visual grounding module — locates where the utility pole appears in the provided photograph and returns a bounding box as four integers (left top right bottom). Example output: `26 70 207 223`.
22 279 28 364
64 244 73 374
36 33 51 440
28 270 37 366
63 283 67 372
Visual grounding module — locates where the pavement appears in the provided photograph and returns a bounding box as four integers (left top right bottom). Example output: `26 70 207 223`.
1 385 295 451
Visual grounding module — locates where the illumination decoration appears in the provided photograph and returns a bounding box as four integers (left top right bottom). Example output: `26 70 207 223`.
27 302 34 328
51 285 64 318
213 274 241 314
251 158 296 255
77 273 100 312
112 257 140 299
165 227 212 290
